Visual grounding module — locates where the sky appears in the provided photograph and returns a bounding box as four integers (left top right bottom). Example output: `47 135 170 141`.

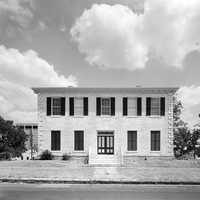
0 0 200 126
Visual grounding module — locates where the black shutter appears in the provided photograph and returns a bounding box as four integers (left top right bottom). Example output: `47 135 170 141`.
160 97 165 116
123 97 127 116
96 97 101 116
47 97 51 116
146 97 151 116
111 97 115 116
51 131 55 150
61 97 65 116
57 131 61 150
69 97 74 116
83 97 88 116
137 97 142 116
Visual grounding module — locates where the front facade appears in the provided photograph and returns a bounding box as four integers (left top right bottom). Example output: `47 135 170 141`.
33 87 178 165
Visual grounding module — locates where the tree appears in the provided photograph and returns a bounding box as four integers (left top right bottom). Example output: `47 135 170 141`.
173 96 200 159
0 116 27 157
173 96 190 158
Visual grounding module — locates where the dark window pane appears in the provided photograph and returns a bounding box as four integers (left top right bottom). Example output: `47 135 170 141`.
74 131 84 151
151 131 160 151
51 131 61 151
127 131 137 151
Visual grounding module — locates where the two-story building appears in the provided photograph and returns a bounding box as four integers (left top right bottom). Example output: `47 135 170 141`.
33 87 178 165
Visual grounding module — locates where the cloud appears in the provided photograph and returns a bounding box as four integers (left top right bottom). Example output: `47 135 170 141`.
0 45 77 123
177 86 200 127
0 0 33 28
71 1 200 70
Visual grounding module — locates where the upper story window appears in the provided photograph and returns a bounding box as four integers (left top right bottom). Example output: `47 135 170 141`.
52 98 62 115
74 97 84 116
46 97 65 116
146 97 165 116
123 97 142 116
96 97 115 116
69 97 88 116
101 98 111 115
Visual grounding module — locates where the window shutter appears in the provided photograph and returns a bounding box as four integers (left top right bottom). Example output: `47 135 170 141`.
123 97 127 116
96 97 101 116
83 97 88 116
127 131 137 151
160 97 165 116
111 97 115 116
57 131 60 150
137 97 142 116
47 97 51 116
61 97 65 116
69 97 74 116
51 131 55 150
146 97 151 116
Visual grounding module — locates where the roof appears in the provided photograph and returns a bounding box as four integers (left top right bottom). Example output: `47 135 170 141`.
32 87 179 94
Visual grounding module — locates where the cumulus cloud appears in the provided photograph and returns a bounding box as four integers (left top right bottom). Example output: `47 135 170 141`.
0 0 33 28
71 0 200 70
0 45 77 123
177 86 200 127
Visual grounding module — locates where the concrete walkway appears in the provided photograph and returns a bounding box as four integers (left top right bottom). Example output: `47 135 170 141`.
0 160 200 184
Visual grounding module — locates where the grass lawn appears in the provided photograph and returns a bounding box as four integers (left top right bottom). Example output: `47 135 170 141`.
0 159 200 182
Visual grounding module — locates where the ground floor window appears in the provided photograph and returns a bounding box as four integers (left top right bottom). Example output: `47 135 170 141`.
97 132 114 154
151 131 160 151
74 130 84 151
127 131 137 151
51 130 61 151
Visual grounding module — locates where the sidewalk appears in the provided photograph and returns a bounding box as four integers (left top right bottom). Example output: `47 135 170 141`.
0 160 200 184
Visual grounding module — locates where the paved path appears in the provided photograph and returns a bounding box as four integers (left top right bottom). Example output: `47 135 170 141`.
0 184 200 200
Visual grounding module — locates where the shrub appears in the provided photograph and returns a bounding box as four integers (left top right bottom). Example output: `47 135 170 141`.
62 153 71 160
40 150 54 160
0 152 12 160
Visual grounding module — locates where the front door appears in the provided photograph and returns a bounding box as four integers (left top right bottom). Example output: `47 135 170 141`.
97 132 114 154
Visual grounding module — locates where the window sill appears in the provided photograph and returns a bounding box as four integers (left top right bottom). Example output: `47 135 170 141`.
125 151 138 154
124 116 141 118
148 116 163 118
47 115 64 118
150 151 161 153
70 116 85 118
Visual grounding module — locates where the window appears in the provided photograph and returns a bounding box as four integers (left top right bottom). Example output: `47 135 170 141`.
101 98 111 115
69 97 88 116
74 98 84 116
51 131 61 151
96 97 115 116
127 131 137 151
128 98 137 116
47 97 65 116
52 98 62 115
146 97 165 116
74 131 84 151
151 131 160 151
123 97 142 116
151 98 160 115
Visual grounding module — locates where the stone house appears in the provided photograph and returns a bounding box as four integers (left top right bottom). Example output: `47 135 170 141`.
33 87 178 165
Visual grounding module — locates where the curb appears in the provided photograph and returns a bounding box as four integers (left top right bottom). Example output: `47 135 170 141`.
1 179 200 185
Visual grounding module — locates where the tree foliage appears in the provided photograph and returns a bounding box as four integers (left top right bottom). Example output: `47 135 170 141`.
173 96 200 158
0 116 27 157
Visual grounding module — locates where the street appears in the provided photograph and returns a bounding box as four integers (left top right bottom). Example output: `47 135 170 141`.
0 184 200 200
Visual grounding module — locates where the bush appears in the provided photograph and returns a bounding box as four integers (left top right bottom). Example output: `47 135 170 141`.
62 153 71 160
40 150 54 160
0 152 12 160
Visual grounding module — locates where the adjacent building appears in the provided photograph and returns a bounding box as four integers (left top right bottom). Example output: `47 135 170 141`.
33 87 178 165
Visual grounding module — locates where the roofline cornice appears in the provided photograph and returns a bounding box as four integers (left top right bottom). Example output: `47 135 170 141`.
32 87 179 94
